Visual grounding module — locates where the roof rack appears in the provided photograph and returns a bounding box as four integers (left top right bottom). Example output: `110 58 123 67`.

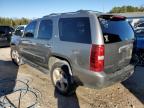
43 10 103 18
76 10 102 14
43 13 61 18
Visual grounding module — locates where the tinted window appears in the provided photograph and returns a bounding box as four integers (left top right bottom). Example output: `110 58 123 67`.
38 20 53 39
24 21 37 38
99 18 134 44
59 17 91 44
0 26 7 33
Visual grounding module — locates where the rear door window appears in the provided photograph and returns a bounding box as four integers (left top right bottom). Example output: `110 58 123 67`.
99 16 134 44
38 19 53 39
59 17 91 44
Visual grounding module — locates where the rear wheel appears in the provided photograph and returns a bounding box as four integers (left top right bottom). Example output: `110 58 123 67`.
50 62 76 96
11 48 23 66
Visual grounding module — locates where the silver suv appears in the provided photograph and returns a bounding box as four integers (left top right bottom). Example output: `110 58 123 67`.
11 10 135 95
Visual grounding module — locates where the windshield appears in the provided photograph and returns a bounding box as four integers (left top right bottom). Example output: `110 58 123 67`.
99 17 134 44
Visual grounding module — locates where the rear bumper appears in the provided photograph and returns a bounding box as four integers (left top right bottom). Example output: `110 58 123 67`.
74 64 134 89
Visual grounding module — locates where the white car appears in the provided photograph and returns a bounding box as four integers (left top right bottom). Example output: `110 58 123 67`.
14 25 26 35
11 25 27 45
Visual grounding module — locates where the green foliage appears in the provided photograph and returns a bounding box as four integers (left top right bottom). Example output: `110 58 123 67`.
0 17 30 27
110 5 144 13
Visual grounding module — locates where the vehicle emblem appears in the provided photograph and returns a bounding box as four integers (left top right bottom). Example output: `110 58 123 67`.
104 35 109 42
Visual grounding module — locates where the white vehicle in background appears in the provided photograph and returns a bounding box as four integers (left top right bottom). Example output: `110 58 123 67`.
11 25 27 45
14 25 26 36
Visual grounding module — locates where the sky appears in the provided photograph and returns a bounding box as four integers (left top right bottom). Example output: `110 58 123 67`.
0 0 144 18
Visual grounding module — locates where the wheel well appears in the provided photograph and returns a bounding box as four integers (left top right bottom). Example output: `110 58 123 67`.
48 56 72 75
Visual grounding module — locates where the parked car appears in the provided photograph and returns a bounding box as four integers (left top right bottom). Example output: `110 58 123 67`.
10 10 135 95
134 21 144 50
126 18 144 65
14 25 26 36
133 21 144 65
133 32 144 65
0 25 14 47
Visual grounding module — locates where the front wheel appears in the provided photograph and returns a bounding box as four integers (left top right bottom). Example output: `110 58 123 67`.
50 62 76 96
11 48 23 66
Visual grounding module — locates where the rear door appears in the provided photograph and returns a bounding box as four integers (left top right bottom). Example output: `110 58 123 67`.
99 15 134 73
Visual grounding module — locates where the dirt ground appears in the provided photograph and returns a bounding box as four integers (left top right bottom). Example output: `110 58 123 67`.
0 47 144 108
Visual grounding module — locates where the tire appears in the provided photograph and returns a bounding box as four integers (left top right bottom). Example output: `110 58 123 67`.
11 48 23 66
50 62 76 96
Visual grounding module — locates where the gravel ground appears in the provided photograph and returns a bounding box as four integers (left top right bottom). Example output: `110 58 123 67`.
0 47 144 108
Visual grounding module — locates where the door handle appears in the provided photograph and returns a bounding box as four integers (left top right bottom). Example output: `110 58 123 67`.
21 40 36 45
37 43 51 48
28 42 36 45
21 40 30 44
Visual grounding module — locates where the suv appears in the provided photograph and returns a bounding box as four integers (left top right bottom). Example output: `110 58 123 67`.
133 21 144 51
0 25 14 46
11 10 134 95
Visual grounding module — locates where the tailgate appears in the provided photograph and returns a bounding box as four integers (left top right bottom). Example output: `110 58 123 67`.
98 15 134 74
104 41 133 73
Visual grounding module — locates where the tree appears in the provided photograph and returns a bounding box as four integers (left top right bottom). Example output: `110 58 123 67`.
110 5 144 13
0 17 31 27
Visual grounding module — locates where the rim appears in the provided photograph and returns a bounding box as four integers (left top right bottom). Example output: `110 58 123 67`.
53 67 68 91
11 50 20 63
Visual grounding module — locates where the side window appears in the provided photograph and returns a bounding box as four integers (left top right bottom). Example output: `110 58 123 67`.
59 17 91 44
38 20 53 39
24 21 37 38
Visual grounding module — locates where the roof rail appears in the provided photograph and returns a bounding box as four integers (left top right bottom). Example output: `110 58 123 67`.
60 10 92 15
77 10 102 14
43 13 61 18
42 10 103 18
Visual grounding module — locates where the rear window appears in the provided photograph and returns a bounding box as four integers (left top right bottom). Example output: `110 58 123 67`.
99 16 134 44
59 17 91 44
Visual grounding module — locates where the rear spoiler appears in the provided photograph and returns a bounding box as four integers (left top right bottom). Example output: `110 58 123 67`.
98 15 126 21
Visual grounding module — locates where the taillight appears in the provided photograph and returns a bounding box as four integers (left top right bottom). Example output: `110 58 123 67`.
90 44 104 72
